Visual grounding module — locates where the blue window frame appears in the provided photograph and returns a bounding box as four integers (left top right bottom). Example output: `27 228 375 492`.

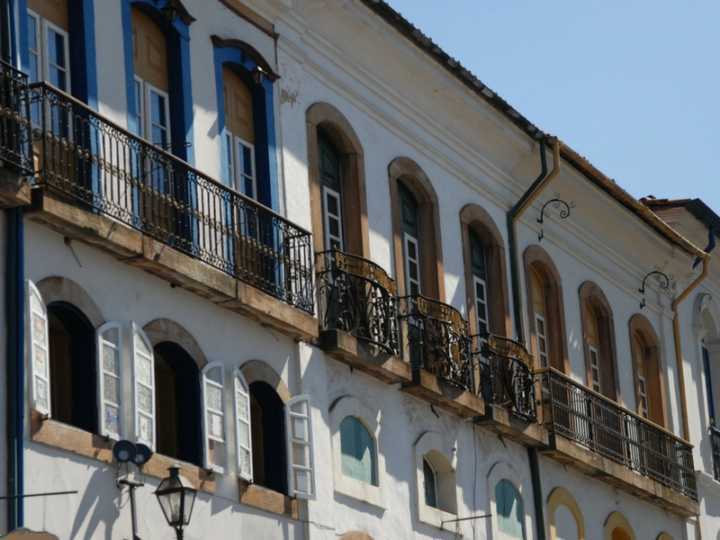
121 0 194 163
212 37 279 211
17 0 97 107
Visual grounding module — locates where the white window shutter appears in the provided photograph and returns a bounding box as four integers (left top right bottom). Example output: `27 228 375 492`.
27 280 51 416
234 370 253 482
202 362 226 473
97 322 122 439
132 324 155 450
286 395 316 499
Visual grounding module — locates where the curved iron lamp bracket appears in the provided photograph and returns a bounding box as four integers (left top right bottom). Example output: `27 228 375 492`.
639 270 671 309
537 198 573 241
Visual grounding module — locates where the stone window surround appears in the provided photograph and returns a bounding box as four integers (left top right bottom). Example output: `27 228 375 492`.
388 157 445 301
523 245 569 372
330 395 384 508
307 101 370 258
546 486 585 540
461 203 512 338
486 460 533 540
602 511 636 540
628 313 668 427
28 276 298 518
413 430 458 531
578 281 621 401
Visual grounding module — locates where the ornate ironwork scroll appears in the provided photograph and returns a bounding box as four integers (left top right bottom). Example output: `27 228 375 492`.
476 334 536 421
638 270 671 309
537 198 572 241
317 250 398 354
27 82 315 313
397 295 473 391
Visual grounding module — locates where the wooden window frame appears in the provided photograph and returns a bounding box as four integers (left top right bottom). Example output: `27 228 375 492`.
473 274 489 336
389 158 444 300
322 185 344 251
307 103 369 257
628 314 667 427
578 281 619 401
523 246 569 372
403 231 421 296
460 204 510 337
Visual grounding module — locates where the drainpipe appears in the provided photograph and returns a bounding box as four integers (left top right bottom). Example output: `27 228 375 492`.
672 253 710 441
6 207 25 530
505 137 560 540
507 138 561 342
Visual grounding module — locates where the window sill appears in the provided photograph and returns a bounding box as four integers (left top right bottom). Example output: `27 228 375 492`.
30 409 216 493
238 479 299 519
333 475 384 510
29 410 300 519
418 503 459 533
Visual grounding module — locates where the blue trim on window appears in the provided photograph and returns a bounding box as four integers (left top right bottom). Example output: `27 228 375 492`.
212 44 279 211
121 0 194 165
16 0 97 108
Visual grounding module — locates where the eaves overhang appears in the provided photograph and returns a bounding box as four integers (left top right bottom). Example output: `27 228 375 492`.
357 0 705 258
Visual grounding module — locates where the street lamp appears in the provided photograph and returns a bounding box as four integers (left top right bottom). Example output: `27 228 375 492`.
154 466 197 540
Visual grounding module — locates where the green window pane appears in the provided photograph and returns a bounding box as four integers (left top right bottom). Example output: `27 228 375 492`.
340 416 377 485
496 479 525 538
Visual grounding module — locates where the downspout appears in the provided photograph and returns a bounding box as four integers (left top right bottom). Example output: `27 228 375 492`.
672 253 710 441
507 138 560 341
6 208 25 530
506 137 560 540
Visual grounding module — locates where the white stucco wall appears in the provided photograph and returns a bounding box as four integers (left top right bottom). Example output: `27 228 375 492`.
11 0 707 538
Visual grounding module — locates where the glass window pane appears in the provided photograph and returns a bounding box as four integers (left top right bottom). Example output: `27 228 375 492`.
206 384 222 411
423 458 437 508
496 480 525 538
340 416 376 485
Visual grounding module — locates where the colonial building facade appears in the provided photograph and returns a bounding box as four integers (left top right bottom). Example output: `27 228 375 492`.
0 1 716 539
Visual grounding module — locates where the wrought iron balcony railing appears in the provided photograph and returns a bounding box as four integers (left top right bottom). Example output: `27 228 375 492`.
473 334 536 421
0 61 32 175
26 82 314 313
397 294 474 391
538 368 697 499
710 425 720 482
316 249 398 354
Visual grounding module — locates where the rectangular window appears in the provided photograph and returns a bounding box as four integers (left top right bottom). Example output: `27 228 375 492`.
134 77 144 137
473 275 489 336
44 20 70 90
535 314 548 368
403 232 421 296
322 186 344 251
637 375 649 418
234 137 256 199
589 345 601 393
27 12 40 83
146 84 170 149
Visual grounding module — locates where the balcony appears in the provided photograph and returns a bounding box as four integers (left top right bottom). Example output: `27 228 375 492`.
538 368 698 515
316 249 410 382
0 70 317 340
0 62 33 205
397 294 484 417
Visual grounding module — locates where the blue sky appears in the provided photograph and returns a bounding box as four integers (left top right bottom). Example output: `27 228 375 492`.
386 1 719 211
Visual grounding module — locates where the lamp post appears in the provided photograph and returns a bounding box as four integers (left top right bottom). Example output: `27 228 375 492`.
154 466 197 540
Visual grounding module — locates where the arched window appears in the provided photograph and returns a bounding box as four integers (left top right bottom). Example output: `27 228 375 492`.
579 282 618 399
460 205 510 338
46 301 97 432
250 381 287 493
153 342 202 465
122 0 194 161
524 246 567 371
603 512 635 540
340 416 377 485
421 451 456 514
389 158 443 300
629 315 665 426
307 103 369 256
495 479 526 539
547 487 585 540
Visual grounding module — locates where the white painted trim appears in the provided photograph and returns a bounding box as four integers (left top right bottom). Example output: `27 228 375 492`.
322 185 344 251
97 321 123 440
